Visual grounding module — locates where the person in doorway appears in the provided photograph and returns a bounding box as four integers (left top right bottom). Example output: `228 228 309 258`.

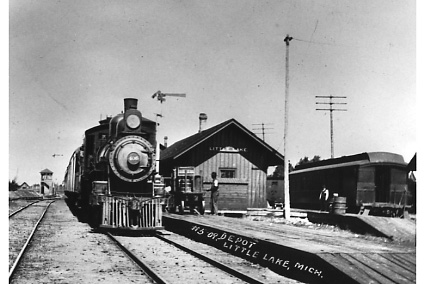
319 185 329 211
206 172 219 215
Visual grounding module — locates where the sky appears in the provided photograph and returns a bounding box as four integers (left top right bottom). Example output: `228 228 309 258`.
8 0 418 186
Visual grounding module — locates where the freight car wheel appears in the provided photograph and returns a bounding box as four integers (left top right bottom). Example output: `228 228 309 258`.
197 204 205 215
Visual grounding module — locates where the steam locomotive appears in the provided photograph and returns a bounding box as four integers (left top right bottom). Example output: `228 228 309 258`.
64 98 163 231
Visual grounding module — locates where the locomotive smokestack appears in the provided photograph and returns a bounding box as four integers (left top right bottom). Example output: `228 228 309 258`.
124 98 138 111
199 113 208 132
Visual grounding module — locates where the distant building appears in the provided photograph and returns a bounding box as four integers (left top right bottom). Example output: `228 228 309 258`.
40 168 54 196
407 153 416 172
18 182 30 190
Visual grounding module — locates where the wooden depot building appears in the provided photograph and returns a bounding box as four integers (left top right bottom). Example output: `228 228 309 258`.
159 117 285 211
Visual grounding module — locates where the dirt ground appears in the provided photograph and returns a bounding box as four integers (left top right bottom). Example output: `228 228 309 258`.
10 199 302 283
10 200 153 283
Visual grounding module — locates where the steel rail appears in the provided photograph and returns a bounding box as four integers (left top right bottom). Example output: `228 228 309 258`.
9 200 41 218
106 232 170 284
155 234 267 284
9 200 55 281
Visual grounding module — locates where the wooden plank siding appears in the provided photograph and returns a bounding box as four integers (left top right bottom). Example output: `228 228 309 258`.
197 152 267 209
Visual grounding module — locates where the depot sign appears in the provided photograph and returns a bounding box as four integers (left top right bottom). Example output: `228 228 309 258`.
209 146 247 152
163 216 356 284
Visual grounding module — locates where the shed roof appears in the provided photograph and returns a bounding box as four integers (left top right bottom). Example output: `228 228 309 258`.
160 118 284 162
291 152 407 175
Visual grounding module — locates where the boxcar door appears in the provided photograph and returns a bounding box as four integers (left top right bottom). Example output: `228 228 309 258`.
375 166 390 203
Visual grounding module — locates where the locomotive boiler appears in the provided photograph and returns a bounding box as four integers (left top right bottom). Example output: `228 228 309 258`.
64 98 163 231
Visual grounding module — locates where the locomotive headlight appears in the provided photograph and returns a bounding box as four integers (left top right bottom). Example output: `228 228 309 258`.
127 152 140 166
126 114 141 129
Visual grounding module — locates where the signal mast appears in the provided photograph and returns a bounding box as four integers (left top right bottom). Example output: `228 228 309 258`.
151 90 186 173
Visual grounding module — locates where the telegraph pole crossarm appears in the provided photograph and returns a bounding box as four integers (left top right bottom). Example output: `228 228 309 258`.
315 95 347 158
252 123 274 141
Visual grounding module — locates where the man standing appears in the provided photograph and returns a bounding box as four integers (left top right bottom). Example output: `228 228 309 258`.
207 172 219 215
319 185 329 211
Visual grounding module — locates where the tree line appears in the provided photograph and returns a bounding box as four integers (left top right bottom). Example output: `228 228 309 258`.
270 155 321 179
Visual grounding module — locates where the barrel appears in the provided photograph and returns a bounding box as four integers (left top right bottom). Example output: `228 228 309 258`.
332 197 347 215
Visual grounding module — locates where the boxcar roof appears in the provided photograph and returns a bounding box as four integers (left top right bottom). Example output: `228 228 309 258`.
291 152 406 175
160 118 285 162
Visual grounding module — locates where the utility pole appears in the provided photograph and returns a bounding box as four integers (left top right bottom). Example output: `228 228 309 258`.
252 123 274 141
315 95 347 158
283 34 293 220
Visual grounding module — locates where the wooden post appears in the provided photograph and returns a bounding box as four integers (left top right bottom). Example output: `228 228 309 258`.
283 34 293 220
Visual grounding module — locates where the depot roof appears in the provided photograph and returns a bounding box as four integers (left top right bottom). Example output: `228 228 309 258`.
160 118 284 162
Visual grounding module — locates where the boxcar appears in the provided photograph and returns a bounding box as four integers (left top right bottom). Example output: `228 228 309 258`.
289 152 412 215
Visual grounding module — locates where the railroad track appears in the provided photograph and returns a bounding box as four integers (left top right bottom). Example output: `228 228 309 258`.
106 231 285 284
9 200 55 281
9 200 40 218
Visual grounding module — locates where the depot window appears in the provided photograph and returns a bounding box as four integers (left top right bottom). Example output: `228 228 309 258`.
220 168 236 178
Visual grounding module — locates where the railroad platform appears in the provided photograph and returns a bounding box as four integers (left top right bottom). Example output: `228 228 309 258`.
162 212 416 284
306 210 416 243
218 208 416 243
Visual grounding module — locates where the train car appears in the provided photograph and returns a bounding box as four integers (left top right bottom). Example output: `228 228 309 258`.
63 98 163 232
63 147 82 203
288 152 413 216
